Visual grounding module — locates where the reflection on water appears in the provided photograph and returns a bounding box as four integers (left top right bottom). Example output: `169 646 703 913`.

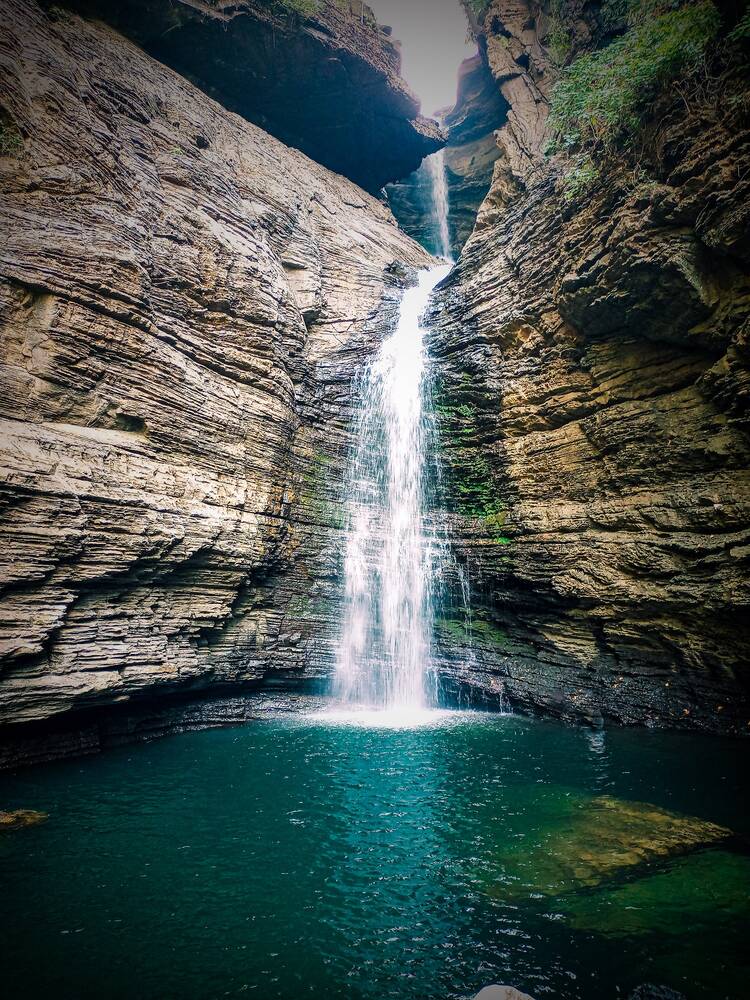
0 711 748 1000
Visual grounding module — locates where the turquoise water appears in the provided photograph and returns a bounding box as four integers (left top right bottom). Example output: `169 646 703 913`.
1 710 748 1000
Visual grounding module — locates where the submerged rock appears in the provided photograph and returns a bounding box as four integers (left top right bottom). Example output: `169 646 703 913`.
0 809 48 831
559 849 750 938
487 792 731 897
628 987 688 1000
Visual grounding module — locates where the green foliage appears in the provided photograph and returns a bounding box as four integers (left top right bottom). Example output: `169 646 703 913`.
600 0 630 29
278 0 319 15
547 0 721 151
728 8 750 43
547 0 572 64
467 0 492 21
561 154 600 199
0 122 23 157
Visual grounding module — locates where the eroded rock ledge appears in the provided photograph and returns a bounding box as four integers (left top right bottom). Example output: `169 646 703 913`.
430 0 750 734
52 0 444 193
0 0 431 736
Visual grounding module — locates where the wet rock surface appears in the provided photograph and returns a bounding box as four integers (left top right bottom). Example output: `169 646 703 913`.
430 2 750 733
0 690 329 770
51 0 444 193
0 0 432 737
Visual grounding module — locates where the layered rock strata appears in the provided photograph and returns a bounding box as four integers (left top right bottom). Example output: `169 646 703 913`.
52 0 444 193
0 0 431 736
430 0 750 733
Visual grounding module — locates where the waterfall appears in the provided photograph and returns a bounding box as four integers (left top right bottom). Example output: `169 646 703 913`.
334 263 452 711
425 150 451 260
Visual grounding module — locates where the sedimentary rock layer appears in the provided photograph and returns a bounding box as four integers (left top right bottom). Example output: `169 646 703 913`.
0 0 431 729
53 0 444 193
430 0 750 733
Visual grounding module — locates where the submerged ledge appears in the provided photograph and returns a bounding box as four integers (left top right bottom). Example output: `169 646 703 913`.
0 686 329 772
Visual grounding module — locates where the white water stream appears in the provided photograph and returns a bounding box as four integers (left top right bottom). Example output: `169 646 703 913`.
334 154 455 711
425 149 452 260
334 264 451 710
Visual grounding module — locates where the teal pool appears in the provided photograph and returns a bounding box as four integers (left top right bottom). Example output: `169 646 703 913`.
1 709 748 999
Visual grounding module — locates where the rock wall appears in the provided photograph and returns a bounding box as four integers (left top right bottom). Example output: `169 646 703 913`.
430 0 750 733
0 0 431 733
51 0 444 193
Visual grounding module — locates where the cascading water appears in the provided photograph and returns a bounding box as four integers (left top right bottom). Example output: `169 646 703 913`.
334 263 451 711
425 149 452 260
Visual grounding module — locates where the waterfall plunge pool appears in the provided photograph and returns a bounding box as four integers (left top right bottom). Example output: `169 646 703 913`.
1 709 748 1000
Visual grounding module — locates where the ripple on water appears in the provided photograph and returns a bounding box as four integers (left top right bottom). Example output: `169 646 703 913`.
0 712 747 1000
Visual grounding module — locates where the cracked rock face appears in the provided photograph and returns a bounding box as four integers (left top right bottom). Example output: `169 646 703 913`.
0 0 431 730
55 0 445 194
429 2 750 734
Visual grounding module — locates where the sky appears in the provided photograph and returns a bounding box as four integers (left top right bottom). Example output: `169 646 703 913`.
368 0 476 116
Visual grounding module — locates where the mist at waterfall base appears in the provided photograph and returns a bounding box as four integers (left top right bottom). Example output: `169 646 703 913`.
2 715 747 1000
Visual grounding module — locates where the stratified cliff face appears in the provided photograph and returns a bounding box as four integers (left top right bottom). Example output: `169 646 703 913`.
387 53 507 259
0 0 431 730
431 0 750 733
442 53 507 253
52 0 444 193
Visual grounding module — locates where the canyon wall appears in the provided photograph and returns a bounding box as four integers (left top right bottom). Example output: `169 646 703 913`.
431 0 750 733
53 0 444 193
0 0 431 737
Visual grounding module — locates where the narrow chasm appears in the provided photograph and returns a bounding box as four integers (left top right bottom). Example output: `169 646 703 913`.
0 2 749 999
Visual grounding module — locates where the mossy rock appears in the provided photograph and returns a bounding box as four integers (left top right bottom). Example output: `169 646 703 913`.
485 792 731 898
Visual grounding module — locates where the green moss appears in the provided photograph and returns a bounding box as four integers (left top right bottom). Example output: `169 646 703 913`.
548 0 721 152
299 451 345 529
0 122 23 157
275 0 319 16
470 618 510 646
432 378 515 538
436 615 509 648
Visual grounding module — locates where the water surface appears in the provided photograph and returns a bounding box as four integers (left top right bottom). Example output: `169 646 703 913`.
1 711 747 999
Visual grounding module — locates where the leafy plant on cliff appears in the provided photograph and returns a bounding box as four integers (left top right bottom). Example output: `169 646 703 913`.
547 0 721 151
728 7 750 44
275 0 319 17
561 154 600 199
0 121 23 157
467 0 492 22
546 0 573 64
